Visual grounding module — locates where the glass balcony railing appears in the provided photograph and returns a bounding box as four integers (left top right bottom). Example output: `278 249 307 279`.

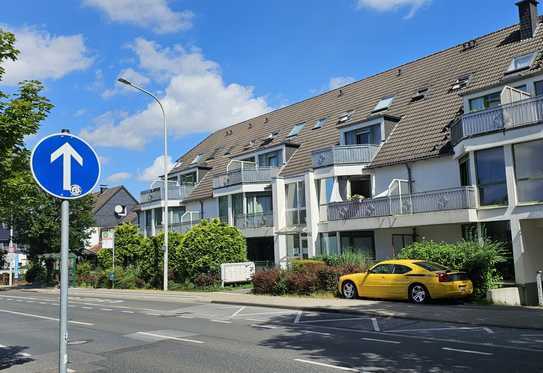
234 212 274 229
140 183 194 204
452 96 543 145
327 186 477 221
311 144 380 168
213 167 280 189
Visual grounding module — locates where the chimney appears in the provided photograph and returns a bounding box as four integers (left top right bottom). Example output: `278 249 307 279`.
99 184 108 193
517 0 539 40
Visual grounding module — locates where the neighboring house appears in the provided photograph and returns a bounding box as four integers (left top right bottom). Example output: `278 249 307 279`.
137 2 543 304
85 186 138 255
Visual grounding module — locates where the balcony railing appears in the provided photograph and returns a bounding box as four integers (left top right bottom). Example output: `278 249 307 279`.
171 220 201 233
213 167 280 189
327 186 477 221
311 144 379 168
452 96 543 145
234 212 274 229
140 183 194 204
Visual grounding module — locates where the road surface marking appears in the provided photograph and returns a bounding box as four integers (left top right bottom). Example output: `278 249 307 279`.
386 326 481 333
211 320 232 324
82 307 93 310
442 347 493 356
135 332 204 344
100 308 113 311
16 352 31 357
147 312 161 316
39 302 46 305
251 324 277 329
230 306 246 318
0 344 7 348
25 301 34 303
238 310 297 317
483 327 494 334
362 337 400 344
121 310 134 314
294 311 302 324
0 309 94 326
294 358 359 372
371 318 380 332
303 330 332 336
298 317 370 324
177 315 194 319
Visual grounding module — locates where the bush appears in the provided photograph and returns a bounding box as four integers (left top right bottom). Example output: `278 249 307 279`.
76 261 94 287
176 219 246 281
318 251 370 269
317 266 343 292
25 261 47 284
194 272 220 288
290 259 326 272
252 269 281 294
397 239 507 298
286 270 318 295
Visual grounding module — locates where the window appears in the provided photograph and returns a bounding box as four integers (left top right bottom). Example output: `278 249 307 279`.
475 147 508 206
219 196 229 222
180 172 196 185
224 145 235 155
246 192 272 214
414 262 449 272
411 87 429 102
340 231 375 259
286 181 306 225
206 147 222 160
514 84 528 93
535 80 543 96
258 150 282 167
370 264 394 274
344 124 381 145
514 139 543 203
451 75 471 91
261 132 278 146
287 122 305 138
314 117 327 129
393 265 412 274
319 232 339 256
469 92 501 112
372 96 395 113
459 155 471 186
287 234 308 259
392 234 413 255
191 154 203 164
338 110 354 124
507 52 536 73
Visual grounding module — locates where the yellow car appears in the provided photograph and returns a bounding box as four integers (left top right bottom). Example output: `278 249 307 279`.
338 259 473 304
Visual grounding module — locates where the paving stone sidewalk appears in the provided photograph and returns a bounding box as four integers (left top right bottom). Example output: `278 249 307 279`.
23 287 543 330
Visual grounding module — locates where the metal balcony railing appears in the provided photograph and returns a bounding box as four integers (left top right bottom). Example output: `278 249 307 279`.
140 183 194 204
327 186 477 221
213 167 280 189
452 96 543 145
311 144 380 168
234 212 274 229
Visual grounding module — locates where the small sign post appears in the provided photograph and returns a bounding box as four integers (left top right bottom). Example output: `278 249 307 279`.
102 230 115 288
31 131 100 373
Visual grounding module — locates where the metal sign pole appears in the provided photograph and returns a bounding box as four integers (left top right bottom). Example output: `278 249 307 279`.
112 240 115 289
59 200 69 373
537 270 543 307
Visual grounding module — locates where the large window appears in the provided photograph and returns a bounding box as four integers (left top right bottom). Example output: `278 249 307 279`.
344 124 381 145
258 150 282 167
514 139 543 203
317 177 334 205
247 193 273 214
180 172 196 184
285 181 306 225
535 80 543 96
475 147 508 206
219 196 229 222
459 155 471 186
469 92 501 112
319 233 339 256
339 231 375 259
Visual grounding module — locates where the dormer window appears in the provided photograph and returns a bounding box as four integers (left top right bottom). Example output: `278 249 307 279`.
191 154 203 164
372 96 395 113
314 117 327 129
287 122 305 138
411 87 429 102
451 75 471 91
338 110 354 124
261 132 278 146
506 52 536 73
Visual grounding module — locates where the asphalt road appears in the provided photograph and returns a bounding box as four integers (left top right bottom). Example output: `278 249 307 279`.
0 289 542 372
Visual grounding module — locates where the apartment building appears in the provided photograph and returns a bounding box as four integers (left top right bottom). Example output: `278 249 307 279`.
137 1 543 304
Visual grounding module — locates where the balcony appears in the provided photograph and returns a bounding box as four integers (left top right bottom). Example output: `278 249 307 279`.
452 96 543 145
311 144 379 168
234 212 274 229
140 183 194 204
213 167 280 189
327 187 477 221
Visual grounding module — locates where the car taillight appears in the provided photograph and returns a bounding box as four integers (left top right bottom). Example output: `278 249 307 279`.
437 272 449 282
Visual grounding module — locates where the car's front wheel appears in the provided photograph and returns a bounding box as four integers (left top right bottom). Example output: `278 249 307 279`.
342 281 358 299
409 284 429 304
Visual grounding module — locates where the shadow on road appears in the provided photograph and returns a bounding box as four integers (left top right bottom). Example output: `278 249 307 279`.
0 345 33 370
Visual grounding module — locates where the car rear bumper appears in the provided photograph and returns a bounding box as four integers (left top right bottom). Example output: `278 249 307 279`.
431 281 473 299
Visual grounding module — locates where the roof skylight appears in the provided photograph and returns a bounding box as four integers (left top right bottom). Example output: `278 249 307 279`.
451 75 471 91
372 96 395 113
191 154 203 164
507 52 536 73
314 117 327 129
337 110 354 124
287 122 305 137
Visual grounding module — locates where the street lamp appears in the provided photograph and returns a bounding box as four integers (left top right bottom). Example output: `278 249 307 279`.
118 77 170 291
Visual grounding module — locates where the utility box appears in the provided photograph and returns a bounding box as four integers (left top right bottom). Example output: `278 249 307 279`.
220 262 255 287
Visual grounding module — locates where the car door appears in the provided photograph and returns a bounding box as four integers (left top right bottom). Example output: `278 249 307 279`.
359 264 394 298
389 264 413 299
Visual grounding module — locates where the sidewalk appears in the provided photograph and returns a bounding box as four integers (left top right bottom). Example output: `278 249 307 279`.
24 287 543 330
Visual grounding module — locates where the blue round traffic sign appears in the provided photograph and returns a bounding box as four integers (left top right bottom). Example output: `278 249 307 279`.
31 133 101 199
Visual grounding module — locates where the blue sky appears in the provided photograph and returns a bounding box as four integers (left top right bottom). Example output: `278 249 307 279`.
1 0 533 197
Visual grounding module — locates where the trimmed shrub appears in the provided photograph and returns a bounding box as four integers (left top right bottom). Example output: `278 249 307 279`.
194 272 220 288
317 266 343 292
290 259 326 272
286 270 318 295
252 269 281 294
25 261 47 284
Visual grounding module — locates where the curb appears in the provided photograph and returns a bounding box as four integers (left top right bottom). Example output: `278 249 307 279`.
211 300 543 331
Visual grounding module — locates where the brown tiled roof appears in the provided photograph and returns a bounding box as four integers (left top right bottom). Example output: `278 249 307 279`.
172 20 543 201
92 186 123 214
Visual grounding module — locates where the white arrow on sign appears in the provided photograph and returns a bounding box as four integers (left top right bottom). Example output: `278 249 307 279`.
50 142 83 191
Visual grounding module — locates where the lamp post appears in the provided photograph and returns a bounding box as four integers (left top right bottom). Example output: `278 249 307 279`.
118 78 169 291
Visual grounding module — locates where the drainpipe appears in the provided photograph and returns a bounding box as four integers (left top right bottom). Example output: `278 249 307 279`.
405 163 414 194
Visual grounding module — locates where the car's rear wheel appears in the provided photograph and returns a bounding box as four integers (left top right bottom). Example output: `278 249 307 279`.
342 281 358 299
409 284 429 304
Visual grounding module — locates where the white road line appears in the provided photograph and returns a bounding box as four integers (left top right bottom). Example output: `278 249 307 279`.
483 327 494 334
371 318 380 332
362 337 400 344
16 352 31 357
177 315 194 319
251 324 277 329
135 332 204 344
294 358 359 372
211 320 232 324
0 309 94 326
294 311 302 324
237 310 297 317
147 313 161 316
121 310 134 314
442 347 493 356
0 344 7 348
39 302 46 305
100 308 113 311
229 306 246 318
386 326 481 333
298 317 370 324
303 330 332 336
81 307 93 310
25 301 34 303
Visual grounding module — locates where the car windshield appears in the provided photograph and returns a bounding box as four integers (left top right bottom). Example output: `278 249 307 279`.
414 261 449 272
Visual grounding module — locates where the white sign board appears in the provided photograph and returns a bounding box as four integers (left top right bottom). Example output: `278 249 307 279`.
101 230 114 250
220 262 255 287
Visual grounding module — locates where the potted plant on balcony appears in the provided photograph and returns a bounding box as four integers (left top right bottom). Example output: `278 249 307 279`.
348 194 366 202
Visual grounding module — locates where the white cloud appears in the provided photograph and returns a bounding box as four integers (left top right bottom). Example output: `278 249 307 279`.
81 38 271 150
1 26 92 86
106 172 131 183
329 76 356 90
138 155 173 182
357 0 430 18
74 108 87 117
102 67 150 98
83 0 193 34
